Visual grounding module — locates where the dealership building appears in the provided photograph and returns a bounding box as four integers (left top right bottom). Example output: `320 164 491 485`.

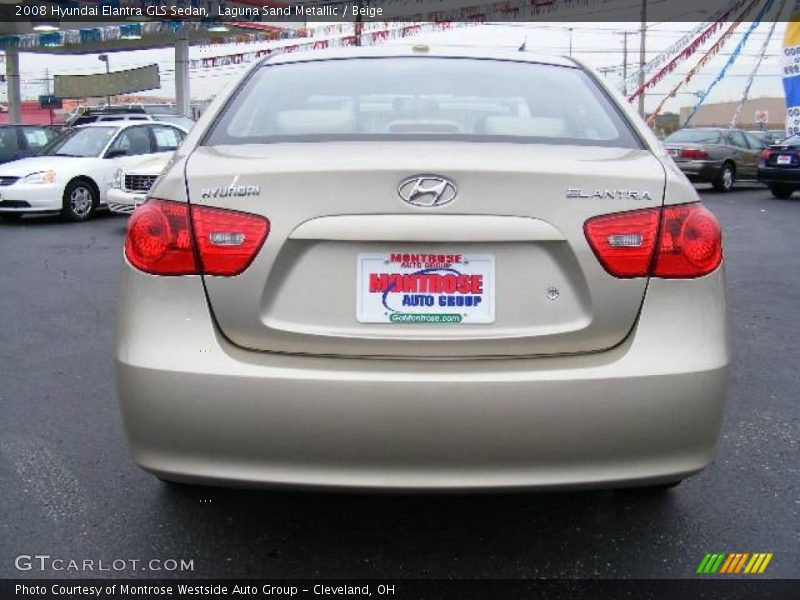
679 97 786 130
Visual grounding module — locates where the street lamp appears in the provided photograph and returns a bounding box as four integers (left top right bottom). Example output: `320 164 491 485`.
98 54 111 106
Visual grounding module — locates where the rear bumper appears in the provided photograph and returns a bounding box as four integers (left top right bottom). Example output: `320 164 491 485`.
108 187 145 215
758 166 800 185
116 267 730 490
675 160 723 183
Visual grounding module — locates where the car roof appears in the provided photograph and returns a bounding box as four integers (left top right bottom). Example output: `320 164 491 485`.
262 45 578 68
675 128 749 134
76 120 188 132
77 121 135 128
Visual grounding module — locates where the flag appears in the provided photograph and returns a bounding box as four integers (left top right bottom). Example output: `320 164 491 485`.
783 1 800 136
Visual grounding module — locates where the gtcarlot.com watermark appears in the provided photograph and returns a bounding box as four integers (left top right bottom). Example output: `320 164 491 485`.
15 554 194 572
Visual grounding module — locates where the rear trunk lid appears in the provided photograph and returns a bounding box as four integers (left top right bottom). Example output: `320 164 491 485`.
663 141 714 162
186 142 665 358
764 142 800 167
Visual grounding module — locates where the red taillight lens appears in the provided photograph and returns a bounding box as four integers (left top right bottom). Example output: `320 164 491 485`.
125 199 197 275
585 203 722 279
584 208 661 277
653 204 722 278
124 199 270 276
191 204 270 276
761 148 773 161
680 148 709 159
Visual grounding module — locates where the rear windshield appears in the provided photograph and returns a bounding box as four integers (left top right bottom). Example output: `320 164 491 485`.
665 129 721 144
205 57 640 148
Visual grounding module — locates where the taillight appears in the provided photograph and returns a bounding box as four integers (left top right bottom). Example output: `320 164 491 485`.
191 203 270 276
125 200 197 275
124 199 270 276
584 203 722 279
761 148 773 161
680 148 709 159
584 208 660 277
653 204 722 278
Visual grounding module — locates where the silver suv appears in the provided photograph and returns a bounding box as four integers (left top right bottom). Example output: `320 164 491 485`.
117 47 729 491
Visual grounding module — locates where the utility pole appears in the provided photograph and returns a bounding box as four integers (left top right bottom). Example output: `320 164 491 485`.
354 15 362 46
354 0 366 46
44 67 53 126
622 31 629 95
5 47 21 124
568 27 574 56
637 0 647 119
98 54 111 106
614 30 629 95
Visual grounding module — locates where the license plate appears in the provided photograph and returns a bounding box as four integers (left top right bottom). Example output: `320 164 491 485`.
777 155 793 165
357 252 495 324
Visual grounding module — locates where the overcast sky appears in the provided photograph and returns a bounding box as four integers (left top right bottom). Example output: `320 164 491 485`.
4 20 790 114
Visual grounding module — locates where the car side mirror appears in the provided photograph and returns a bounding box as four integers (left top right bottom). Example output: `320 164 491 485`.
106 149 128 159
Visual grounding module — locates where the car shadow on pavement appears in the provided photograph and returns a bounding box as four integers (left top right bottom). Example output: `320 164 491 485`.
0 210 124 227
140 482 686 578
694 183 766 193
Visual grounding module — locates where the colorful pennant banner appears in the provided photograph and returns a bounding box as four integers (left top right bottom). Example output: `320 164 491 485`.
623 0 747 93
627 0 749 102
683 0 777 127
191 21 477 70
646 0 761 127
729 0 786 128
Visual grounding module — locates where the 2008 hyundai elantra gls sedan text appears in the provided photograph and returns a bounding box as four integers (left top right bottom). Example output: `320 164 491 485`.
116 47 729 491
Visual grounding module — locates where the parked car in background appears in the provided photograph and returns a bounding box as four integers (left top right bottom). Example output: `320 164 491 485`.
108 153 170 214
758 135 800 198
749 129 786 146
0 125 59 165
66 104 195 130
0 121 188 221
117 46 728 492
147 114 195 131
663 127 763 192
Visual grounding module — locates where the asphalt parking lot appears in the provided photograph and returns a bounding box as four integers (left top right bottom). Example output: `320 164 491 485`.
0 186 797 580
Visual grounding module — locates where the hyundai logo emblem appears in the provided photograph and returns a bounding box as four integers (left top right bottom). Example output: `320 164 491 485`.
398 175 457 208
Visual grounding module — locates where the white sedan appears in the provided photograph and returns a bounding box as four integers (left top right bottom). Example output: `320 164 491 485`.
0 121 187 221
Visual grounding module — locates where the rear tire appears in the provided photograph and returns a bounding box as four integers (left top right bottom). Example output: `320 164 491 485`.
770 184 794 199
713 163 735 192
61 179 97 221
0 213 23 222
